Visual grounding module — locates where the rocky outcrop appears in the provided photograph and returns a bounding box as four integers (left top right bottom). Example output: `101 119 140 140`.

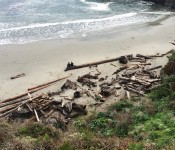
145 0 175 9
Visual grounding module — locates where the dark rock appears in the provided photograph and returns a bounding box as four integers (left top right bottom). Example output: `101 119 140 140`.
100 89 110 97
119 56 128 64
74 91 81 98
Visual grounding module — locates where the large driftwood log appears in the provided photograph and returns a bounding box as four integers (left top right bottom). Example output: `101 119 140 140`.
65 57 120 71
0 97 28 108
0 100 28 117
124 86 146 96
1 85 51 104
118 76 151 87
136 54 152 59
0 101 24 113
28 76 70 91
113 66 128 75
1 76 69 104
146 65 162 71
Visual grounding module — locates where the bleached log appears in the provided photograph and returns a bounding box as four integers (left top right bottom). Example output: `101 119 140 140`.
34 109 40 122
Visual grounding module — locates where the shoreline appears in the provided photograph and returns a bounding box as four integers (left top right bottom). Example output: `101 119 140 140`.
0 15 175 100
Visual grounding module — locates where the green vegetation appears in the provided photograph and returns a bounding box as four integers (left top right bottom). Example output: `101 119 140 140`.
18 122 59 139
58 142 75 150
73 52 175 149
168 50 175 61
1 52 175 149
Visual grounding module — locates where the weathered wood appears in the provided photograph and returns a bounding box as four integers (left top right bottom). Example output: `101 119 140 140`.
0 101 23 113
11 73 25 80
26 103 33 112
0 100 28 118
44 109 54 118
0 97 28 108
96 68 101 75
113 66 128 75
146 65 162 71
118 76 151 86
149 49 174 57
136 54 152 59
1 85 49 104
34 109 40 122
137 50 174 58
28 76 70 91
170 42 175 45
124 86 146 96
65 57 120 71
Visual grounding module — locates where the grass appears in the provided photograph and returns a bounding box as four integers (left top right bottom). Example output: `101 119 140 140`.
1 52 175 149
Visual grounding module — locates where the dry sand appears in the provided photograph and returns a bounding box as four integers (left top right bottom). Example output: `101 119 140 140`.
0 15 175 100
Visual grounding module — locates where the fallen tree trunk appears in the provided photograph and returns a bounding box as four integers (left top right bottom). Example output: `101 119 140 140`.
146 65 162 71
0 97 28 108
124 86 146 96
118 76 151 87
28 76 70 91
65 57 120 71
1 85 50 104
136 54 152 59
0 101 23 113
0 100 28 117
113 66 128 75
137 50 174 58
148 49 174 58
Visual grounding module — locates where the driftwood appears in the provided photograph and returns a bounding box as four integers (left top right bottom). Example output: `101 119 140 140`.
34 109 40 122
170 42 175 45
1 76 69 104
77 76 97 87
136 54 152 59
61 80 77 91
0 97 28 109
118 76 151 87
146 65 162 71
124 86 146 96
96 68 101 75
28 76 70 91
1 85 50 104
0 100 28 118
11 73 25 80
149 49 174 57
113 66 128 75
65 57 120 71
0 101 24 113
82 73 98 79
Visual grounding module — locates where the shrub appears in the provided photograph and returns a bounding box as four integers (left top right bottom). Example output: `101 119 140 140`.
109 100 133 112
128 143 145 150
129 112 175 148
168 51 175 62
0 123 13 147
58 142 75 150
18 122 59 139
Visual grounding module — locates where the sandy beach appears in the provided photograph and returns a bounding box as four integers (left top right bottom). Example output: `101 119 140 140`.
0 15 175 100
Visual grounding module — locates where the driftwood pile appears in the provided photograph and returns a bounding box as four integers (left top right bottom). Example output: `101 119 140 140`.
0 50 174 128
63 50 174 102
0 77 87 129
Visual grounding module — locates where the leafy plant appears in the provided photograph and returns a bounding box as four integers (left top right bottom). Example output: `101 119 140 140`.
109 100 133 112
128 143 145 150
58 142 75 150
18 123 59 139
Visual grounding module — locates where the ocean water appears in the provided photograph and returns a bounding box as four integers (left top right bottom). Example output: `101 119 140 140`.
0 0 171 45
